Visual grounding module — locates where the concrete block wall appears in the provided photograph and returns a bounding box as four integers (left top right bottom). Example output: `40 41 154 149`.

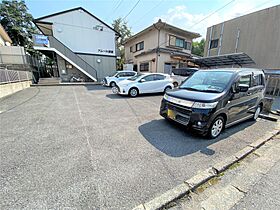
0 81 31 98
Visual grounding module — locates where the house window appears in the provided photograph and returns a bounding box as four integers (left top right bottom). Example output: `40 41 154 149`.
210 39 219 49
140 62 149 71
185 41 192 50
169 35 188 48
130 46 133 52
136 41 144 51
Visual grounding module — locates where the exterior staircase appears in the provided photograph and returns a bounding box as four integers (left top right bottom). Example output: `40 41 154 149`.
34 36 98 82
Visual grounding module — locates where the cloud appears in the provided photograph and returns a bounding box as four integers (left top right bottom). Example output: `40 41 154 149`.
154 0 279 40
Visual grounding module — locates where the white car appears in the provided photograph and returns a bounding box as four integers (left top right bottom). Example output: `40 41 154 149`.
113 73 174 97
103 70 137 87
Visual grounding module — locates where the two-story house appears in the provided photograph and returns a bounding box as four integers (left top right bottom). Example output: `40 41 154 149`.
124 19 200 74
33 7 120 82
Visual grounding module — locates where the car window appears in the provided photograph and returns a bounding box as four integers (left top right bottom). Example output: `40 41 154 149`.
117 72 126 77
252 74 264 86
126 72 136 77
155 74 165 80
143 75 155 82
237 75 251 87
180 71 233 93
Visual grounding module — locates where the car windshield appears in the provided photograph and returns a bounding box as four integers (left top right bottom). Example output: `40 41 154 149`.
180 71 234 93
127 73 143 81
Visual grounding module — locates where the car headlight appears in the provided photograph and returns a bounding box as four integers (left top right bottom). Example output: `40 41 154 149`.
163 93 168 100
192 102 218 109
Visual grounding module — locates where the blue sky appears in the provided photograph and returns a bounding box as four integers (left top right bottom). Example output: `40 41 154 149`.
26 0 279 39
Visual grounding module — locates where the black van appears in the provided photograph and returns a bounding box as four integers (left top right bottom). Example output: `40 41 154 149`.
160 68 265 138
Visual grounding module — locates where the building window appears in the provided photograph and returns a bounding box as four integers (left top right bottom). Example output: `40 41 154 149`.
140 62 149 71
130 46 133 52
210 39 219 49
136 41 144 51
169 35 189 49
185 41 192 50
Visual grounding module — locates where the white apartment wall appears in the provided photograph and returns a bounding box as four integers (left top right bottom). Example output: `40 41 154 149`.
41 9 116 56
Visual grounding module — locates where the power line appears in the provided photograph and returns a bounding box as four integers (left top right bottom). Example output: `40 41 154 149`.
189 0 236 29
111 0 124 15
243 0 274 14
131 0 165 26
157 0 236 48
121 0 141 21
105 0 124 21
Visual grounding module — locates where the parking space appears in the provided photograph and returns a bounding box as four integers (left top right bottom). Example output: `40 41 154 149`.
0 86 279 209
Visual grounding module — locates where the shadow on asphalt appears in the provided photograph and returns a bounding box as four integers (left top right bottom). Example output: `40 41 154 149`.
86 85 109 91
139 119 256 157
106 92 164 99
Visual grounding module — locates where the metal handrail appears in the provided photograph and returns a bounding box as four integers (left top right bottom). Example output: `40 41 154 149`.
48 36 98 79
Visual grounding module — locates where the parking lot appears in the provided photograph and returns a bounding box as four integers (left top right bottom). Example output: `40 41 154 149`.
0 85 279 209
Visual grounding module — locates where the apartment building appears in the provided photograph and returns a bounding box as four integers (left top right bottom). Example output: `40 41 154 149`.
33 7 120 82
204 5 280 69
124 19 200 74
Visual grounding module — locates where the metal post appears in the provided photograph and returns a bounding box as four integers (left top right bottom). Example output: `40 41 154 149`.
235 29 240 53
207 26 213 57
218 23 224 55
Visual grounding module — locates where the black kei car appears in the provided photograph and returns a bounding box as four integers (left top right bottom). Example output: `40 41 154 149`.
160 68 266 138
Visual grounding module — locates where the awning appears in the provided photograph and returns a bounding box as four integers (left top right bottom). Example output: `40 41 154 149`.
191 52 255 67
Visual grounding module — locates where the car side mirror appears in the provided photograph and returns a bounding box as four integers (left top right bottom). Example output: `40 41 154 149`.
116 75 119 78
140 79 146 83
236 84 249 93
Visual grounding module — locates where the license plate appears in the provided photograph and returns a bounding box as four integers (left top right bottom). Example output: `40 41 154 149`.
167 109 176 119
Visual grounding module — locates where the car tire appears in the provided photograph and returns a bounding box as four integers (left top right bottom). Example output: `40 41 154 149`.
173 82 178 87
110 81 116 87
164 86 172 92
208 116 224 139
252 105 261 121
129 88 138 97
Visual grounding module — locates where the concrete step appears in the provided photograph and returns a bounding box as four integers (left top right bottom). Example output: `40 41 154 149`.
38 77 60 85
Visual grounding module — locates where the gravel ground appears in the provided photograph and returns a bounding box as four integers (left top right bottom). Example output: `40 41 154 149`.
0 85 278 209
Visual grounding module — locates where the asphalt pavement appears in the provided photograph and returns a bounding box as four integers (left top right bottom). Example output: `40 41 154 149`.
0 86 279 209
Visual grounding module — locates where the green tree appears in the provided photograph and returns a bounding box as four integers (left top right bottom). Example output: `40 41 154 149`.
112 18 132 70
0 0 37 51
191 38 205 57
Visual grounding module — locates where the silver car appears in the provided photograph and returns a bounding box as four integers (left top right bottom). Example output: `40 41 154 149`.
171 68 198 87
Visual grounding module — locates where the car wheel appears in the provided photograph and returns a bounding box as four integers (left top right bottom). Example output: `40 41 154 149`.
164 86 172 92
129 88 138 97
253 105 261 121
208 116 224 138
110 81 116 87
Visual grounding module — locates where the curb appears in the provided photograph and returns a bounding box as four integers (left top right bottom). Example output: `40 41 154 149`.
133 123 280 210
30 82 102 87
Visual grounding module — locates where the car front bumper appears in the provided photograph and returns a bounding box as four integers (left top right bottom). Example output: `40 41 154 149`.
113 85 129 95
160 99 215 134
102 78 110 86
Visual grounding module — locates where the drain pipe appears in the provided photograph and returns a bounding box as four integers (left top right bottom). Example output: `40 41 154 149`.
153 20 162 73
